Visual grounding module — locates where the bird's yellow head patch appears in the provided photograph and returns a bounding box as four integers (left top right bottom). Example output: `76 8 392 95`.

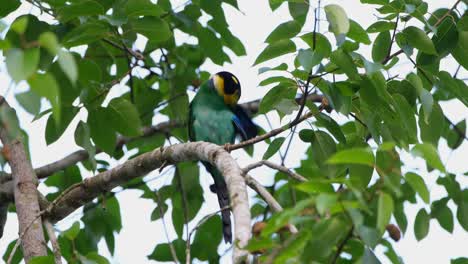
211 71 241 106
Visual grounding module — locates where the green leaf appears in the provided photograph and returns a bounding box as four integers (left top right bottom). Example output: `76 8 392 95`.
330 49 360 80
0 103 21 141
64 221 81 240
457 191 468 231
62 21 109 47
15 90 41 116
356 226 380 248
349 163 374 189
303 130 338 177
107 97 142 137
28 73 61 123
414 208 430 241
0 0 20 17
432 15 458 57
363 247 382 264
45 166 82 198
403 26 437 55
57 50 78 84
324 4 350 42
88 107 117 155
258 63 288 74
367 21 395 33
148 239 185 262
372 31 391 63
377 192 393 233
3 239 23 264
405 172 430 204
407 73 433 122
446 120 466 150
6 48 40 82
327 148 374 166
348 19 371 44
300 32 332 58
74 121 96 170
81 252 110 264
288 1 308 25
192 216 223 261
452 258 468 264
452 30 468 70
316 113 346 143
10 16 28 34
316 193 338 215
265 20 302 43
411 143 445 172
258 84 296 114
419 103 444 146
437 71 468 108
198 27 227 65
393 94 417 144
297 49 322 71
29 256 54 264
263 137 285 160
57 0 105 22
38 32 60 54
431 199 454 233
124 0 164 17
254 39 296 65
131 17 172 43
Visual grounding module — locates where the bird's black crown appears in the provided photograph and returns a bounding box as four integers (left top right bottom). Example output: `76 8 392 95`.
216 71 241 96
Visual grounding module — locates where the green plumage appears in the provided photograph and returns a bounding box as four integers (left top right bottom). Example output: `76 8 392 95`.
188 80 236 243
189 82 237 146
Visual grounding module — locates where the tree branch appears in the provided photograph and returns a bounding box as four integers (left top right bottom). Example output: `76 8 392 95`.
43 142 250 263
0 97 47 261
243 160 307 182
44 219 62 264
244 175 299 234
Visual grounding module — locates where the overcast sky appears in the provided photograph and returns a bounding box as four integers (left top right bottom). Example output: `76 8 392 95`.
1 0 467 263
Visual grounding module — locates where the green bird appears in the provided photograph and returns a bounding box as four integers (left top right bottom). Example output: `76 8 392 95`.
188 71 257 243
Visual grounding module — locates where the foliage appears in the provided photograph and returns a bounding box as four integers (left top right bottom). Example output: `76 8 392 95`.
0 0 467 263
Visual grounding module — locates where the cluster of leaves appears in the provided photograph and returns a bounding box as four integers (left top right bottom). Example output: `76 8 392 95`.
247 0 468 263
0 0 244 263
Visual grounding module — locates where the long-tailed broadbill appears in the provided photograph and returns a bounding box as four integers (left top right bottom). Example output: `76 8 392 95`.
188 71 257 243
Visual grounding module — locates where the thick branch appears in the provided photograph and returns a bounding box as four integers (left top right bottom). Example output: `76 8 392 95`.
44 142 250 263
0 98 47 261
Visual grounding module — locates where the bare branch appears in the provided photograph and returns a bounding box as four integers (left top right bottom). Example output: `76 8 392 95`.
0 97 47 261
44 219 62 264
154 190 180 263
186 206 231 263
43 142 250 263
244 174 298 234
227 103 325 152
243 161 307 182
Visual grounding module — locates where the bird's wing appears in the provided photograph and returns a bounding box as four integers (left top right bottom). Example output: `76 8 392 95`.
232 105 257 140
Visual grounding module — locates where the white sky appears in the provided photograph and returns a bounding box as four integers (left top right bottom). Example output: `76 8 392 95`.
0 0 468 263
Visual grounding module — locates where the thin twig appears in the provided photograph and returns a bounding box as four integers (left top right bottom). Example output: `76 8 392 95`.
381 0 462 64
154 190 180 263
244 174 298 234
44 220 62 264
174 168 191 264
331 227 354 264
187 207 232 257
382 15 400 64
243 160 307 182
226 103 326 152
